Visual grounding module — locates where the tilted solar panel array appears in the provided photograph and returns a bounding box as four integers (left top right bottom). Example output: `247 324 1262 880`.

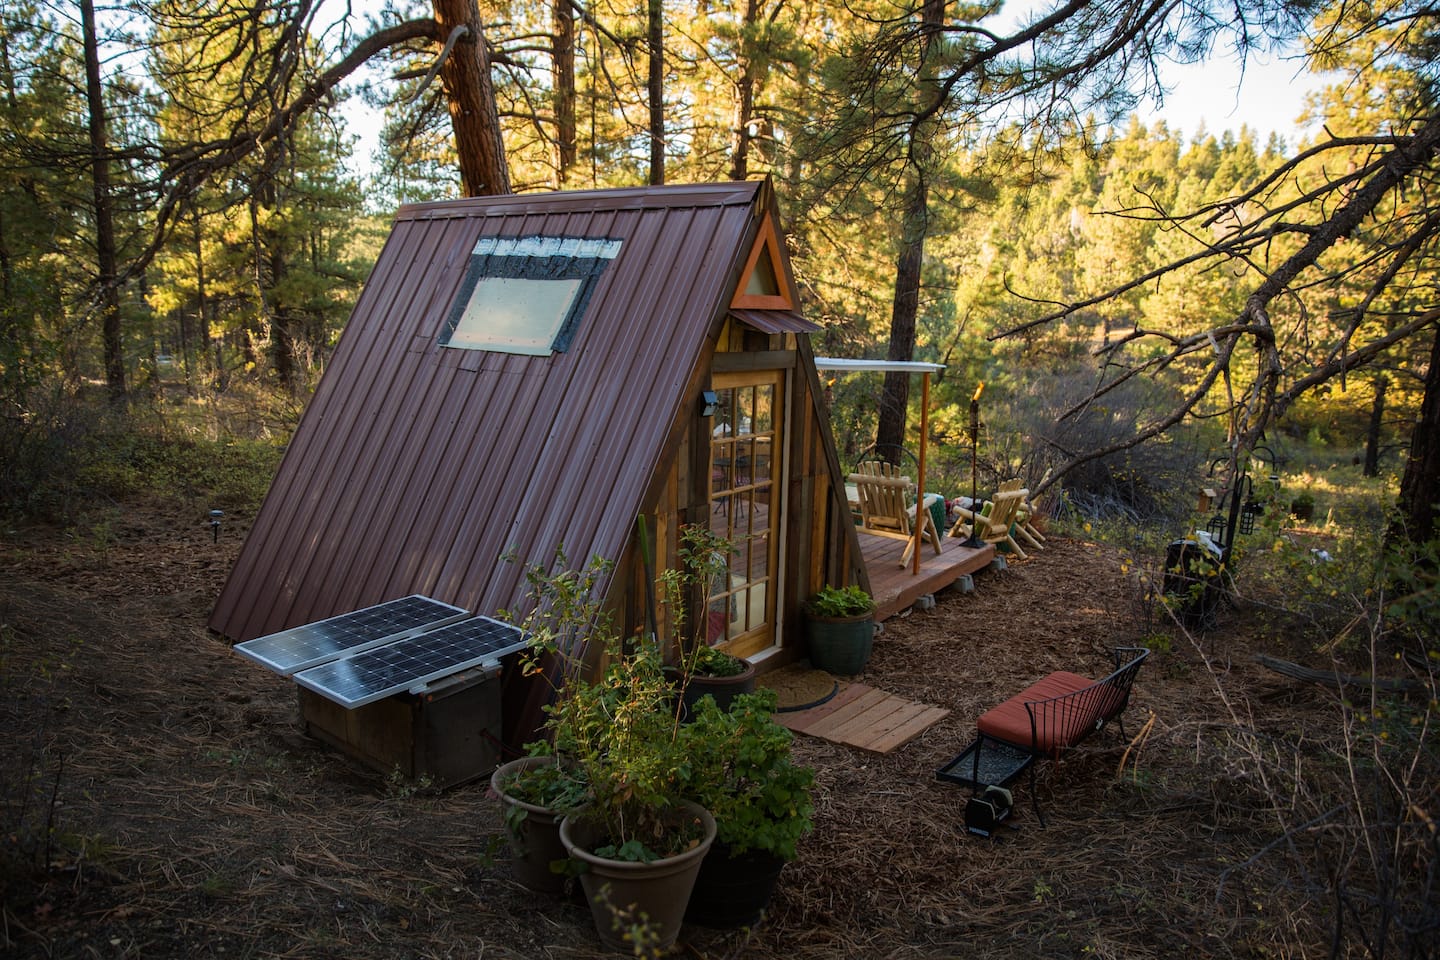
233 595 469 674
293 616 527 709
233 598 526 709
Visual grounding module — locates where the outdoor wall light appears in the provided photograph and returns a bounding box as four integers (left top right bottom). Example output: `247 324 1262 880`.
700 390 719 417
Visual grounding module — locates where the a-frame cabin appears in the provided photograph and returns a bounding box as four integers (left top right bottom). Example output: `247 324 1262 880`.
210 179 867 743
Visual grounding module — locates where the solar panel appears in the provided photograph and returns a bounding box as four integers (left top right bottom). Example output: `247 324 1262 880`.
234 595 470 675
292 616 528 709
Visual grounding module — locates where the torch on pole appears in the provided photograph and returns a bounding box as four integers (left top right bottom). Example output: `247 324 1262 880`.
962 383 986 548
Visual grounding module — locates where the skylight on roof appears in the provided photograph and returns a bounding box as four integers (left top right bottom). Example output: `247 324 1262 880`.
439 235 622 355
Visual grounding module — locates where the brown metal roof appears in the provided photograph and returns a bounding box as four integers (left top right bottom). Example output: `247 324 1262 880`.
210 181 775 642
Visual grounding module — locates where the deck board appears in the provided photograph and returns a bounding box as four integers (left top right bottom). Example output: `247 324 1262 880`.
856 529 996 620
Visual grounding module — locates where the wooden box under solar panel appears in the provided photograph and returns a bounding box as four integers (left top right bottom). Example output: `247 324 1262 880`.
296 664 502 788
235 597 527 788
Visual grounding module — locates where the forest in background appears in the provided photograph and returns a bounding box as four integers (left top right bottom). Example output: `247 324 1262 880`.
1 0 1437 558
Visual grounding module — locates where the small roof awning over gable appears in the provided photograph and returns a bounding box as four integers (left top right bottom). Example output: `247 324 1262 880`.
730 308 819 334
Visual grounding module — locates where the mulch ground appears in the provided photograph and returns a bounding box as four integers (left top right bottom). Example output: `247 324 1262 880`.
1 505 1346 958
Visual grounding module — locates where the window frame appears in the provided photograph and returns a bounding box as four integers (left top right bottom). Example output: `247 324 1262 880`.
437 235 622 355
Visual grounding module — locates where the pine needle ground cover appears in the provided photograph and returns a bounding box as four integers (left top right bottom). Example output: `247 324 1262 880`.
2 498 1433 958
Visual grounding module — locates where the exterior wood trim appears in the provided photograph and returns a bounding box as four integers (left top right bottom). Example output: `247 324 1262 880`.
712 349 795 372
730 214 794 310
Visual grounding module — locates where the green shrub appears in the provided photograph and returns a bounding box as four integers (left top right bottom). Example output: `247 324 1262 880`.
806 584 875 618
0 391 283 525
678 691 815 860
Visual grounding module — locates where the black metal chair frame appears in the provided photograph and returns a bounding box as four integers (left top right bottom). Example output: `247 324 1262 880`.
971 646 1151 826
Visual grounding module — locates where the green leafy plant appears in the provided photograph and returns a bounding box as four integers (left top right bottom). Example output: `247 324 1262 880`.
687 644 747 678
492 548 614 813
501 547 697 863
495 758 588 824
677 690 814 861
657 524 744 671
549 639 697 862
806 584 876 618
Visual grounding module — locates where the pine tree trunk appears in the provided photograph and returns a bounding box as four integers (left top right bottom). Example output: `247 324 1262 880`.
267 246 298 394
82 0 125 401
433 0 511 196
728 0 760 182
253 138 298 395
647 0 664 185
876 180 926 459
187 211 204 397
552 0 576 184
729 70 754 181
875 0 945 457
1392 324 1440 544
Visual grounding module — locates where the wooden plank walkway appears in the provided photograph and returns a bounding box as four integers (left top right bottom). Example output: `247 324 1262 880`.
776 681 950 754
857 529 996 620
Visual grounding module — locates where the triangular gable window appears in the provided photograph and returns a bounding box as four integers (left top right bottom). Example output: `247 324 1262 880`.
731 216 793 310
439 235 622 355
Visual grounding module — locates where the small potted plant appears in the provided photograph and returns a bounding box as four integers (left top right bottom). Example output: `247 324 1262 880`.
803 583 877 675
678 690 814 928
659 524 755 715
675 644 756 716
1290 489 1316 522
489 753 586 895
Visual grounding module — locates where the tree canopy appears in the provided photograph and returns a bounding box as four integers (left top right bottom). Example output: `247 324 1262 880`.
1 0 1436 539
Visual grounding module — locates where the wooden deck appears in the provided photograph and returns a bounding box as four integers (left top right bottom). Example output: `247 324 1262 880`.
857 529 996 620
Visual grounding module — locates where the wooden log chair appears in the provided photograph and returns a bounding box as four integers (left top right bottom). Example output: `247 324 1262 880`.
948 479 1032 559
1014 495 1047 549
972 647 1151 825
847 461 943 568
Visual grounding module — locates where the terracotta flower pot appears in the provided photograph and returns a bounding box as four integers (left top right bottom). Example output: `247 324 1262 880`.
491 756 569 896
559 801 716 951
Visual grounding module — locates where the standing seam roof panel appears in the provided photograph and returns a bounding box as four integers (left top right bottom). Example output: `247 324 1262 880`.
210 181 772 642
498 202 743 603
281 216 481 623
211 216 462 639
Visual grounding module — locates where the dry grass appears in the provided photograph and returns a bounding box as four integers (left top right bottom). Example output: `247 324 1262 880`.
1 506 1427 958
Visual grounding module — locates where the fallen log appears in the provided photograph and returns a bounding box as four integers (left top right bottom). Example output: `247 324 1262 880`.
1254 654 1426 695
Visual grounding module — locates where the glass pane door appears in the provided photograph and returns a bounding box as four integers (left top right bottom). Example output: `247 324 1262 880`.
708 370 783 657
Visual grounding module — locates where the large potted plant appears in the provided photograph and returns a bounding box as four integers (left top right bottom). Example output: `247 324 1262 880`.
678 690 814 928
490 550 612 895
489 754 586 895
658 524 755 715
803 584 877 675
554 638 716 952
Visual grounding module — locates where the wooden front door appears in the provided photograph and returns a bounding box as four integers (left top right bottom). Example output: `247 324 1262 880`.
707 369 784 658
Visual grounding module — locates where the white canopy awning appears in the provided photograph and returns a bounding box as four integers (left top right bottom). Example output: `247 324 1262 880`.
813 357 945 374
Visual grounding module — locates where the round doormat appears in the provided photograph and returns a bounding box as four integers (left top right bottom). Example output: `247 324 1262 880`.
762 663 841 713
